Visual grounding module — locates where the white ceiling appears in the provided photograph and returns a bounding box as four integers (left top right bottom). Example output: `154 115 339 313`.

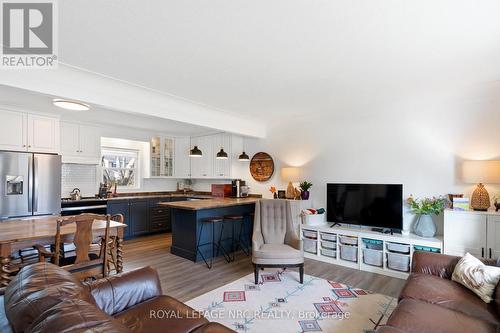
57 0 500 121
0 85 213 136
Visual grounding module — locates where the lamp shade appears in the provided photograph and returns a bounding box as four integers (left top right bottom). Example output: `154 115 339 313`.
281 167 301 182
461 160 500 184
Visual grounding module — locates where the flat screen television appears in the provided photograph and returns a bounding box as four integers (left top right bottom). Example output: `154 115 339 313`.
326 183 403 230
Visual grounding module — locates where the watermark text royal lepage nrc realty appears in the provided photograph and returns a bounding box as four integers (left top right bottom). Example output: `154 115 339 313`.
1 0 58 68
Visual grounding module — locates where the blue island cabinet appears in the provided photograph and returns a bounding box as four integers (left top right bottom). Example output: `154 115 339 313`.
170 203 255 262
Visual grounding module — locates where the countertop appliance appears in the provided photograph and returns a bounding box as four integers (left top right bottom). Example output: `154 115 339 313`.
0 151 61 219
231 179 246 198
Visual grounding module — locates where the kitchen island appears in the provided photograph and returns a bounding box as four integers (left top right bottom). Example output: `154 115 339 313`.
160 198 259 263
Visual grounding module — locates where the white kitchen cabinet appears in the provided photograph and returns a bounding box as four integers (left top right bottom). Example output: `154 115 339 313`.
61 122 101 164
27 114 60 153
444 209 500 259
174 137 191 178
487 215 500 260
0 110 59 153
79 125 101 160
149 136 174 177
213 133 232 178
0 110 26 151
190 135 214 178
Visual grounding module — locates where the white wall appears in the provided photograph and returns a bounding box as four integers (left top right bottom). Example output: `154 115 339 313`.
235 83 500 234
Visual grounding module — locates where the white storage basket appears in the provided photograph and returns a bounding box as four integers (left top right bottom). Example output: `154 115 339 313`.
303 214 327 226
339 235 358 246
320 248 336 258
386 242 410 254
387 252 410 272
302 229 317 239
320 240 336 249
303 238 317 254
362 248 383 267
320 233 337 241
339 244 358 262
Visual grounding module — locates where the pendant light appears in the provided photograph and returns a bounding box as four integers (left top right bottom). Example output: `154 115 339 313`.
216 148 228 159
238 138 250 161
189 146 202 157
238 151 250 161
189 138 202 157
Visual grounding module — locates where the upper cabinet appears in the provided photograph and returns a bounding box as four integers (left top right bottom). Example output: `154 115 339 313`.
174 137 191 178
213 133 232 178
149 136 174 177
61 122 101 164
190 135 214 178
189 133 232 179
0 110 59 153
151 133 237 179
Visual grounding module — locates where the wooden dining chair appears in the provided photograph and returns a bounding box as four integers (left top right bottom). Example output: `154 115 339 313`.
35 213 111 280
99 213 123 273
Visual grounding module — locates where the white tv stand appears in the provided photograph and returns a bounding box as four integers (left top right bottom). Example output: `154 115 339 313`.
300 223 443 279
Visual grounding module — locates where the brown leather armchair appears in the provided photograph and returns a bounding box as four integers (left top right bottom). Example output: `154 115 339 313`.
1 262 235 333
377 251 500 333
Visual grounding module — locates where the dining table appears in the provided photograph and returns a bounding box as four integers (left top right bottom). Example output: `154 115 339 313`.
0 216 127 287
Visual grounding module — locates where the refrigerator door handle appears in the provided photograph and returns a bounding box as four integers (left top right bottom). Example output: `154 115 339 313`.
33 156 39 213
28 154 33 213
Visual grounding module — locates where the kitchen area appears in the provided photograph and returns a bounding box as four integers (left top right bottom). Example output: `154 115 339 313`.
0 108 262 283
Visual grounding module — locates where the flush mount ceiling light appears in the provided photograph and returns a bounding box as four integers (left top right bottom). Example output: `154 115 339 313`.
189 146 203 157
52 99 90 111
216 148 228 159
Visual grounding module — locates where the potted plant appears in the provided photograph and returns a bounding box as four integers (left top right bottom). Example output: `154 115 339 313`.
407 195 447 237
299 181 313 200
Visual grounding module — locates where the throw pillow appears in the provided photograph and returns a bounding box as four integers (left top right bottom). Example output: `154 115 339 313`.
452 252 500 303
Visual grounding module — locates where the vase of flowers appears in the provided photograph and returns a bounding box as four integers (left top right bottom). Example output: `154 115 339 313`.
407 195 447 237
299 181 313 200
269 186 277 199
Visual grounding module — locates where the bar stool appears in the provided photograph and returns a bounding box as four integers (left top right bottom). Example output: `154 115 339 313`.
196 217 231 269
224 214 249 260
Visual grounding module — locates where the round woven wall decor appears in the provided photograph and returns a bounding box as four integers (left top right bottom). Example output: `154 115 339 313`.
249 152 274 182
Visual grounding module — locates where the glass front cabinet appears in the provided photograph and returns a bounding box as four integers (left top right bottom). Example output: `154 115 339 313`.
150 136 174 177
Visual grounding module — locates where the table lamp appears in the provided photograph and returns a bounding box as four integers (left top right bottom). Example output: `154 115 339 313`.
462 160 500 211
281 167 301 199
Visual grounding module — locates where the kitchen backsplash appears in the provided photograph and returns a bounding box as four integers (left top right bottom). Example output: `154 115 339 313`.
62 163 183 197
61 164 98 198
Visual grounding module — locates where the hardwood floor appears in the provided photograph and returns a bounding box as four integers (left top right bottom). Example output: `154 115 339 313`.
123 233 406 302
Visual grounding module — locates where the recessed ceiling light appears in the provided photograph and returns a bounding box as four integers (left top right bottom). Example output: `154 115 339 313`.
52 99 90 111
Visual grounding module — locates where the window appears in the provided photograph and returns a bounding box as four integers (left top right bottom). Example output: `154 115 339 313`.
101 148 140 189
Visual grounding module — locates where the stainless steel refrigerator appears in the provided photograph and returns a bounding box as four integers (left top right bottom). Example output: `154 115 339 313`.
0 151 61 219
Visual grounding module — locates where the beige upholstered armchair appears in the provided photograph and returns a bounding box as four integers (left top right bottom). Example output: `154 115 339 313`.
252 199 304 284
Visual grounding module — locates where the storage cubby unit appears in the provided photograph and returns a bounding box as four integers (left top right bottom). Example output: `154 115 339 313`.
300 224 443 279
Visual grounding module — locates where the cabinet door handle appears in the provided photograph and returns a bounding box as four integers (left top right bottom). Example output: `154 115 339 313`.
482 247 485 257
28 145 31 148
489 248 492 259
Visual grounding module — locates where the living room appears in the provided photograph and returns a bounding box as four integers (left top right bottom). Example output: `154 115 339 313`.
1 1 500 333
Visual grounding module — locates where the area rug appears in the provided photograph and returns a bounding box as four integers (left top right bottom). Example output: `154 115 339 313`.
186 269 396 333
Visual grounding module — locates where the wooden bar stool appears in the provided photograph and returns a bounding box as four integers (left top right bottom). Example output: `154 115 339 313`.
196 217 231 269
224 214 249 260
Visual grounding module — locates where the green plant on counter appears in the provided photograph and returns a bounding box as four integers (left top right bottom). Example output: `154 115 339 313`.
299 181 313 192
407 195 447 215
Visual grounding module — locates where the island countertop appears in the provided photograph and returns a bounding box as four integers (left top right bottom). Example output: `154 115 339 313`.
159 197 260 210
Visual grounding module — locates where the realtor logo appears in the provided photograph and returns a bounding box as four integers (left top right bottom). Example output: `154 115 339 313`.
1 0 58 68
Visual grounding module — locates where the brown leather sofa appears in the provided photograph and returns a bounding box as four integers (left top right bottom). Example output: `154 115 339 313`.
377 251 500 333
0 262 235 333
